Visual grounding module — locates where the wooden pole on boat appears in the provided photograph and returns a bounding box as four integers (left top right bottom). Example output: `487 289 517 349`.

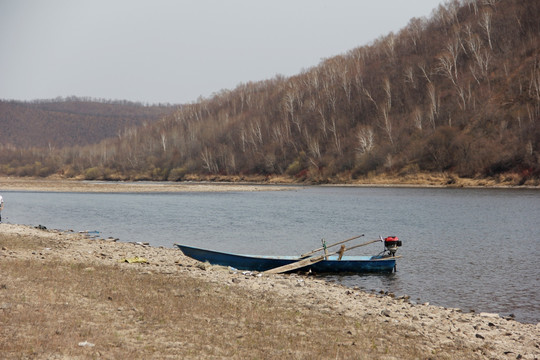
265 239 381 275
337 245 346 260
299 234 364 258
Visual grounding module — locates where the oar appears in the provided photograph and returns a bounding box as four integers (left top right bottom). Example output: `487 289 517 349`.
299 234 364 258
265 239 381 275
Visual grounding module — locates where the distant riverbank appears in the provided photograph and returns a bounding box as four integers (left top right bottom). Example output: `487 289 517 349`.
1 172 538 193
0 177 292 193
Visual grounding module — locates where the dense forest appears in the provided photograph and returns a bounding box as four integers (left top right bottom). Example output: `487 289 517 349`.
0 97 175 148
1 0 539 185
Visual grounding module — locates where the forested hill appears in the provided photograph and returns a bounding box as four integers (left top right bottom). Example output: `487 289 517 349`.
1 0 539 184
0 98 176 148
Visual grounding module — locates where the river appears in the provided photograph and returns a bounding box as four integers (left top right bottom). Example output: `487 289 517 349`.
2 186 539 323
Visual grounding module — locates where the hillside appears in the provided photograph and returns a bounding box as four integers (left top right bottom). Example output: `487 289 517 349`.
0 98 176 148
1 0 539 184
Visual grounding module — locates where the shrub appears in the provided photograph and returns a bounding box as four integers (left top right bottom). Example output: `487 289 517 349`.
285 159 302 176
168 167 187 181
84 167 101 180
150 167 169 181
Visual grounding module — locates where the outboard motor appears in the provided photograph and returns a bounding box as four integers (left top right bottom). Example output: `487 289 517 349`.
384 236 402 257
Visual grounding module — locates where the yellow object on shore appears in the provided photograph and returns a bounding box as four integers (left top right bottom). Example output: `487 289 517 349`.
121 257 148 264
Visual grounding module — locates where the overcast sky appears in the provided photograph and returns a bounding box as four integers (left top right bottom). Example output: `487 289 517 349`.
0 0 442 105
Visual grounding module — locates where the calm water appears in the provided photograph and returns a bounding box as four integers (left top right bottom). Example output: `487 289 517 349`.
2 186 539 323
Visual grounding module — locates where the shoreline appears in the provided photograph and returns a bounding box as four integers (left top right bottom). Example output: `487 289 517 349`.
0 177 294 193
1 223 538 359
1 176 538 193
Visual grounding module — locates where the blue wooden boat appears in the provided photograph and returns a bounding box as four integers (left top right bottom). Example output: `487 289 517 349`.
175 244 398 274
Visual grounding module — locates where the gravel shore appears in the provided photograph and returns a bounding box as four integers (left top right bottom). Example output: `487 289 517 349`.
1 223 538 359
0 177 292 193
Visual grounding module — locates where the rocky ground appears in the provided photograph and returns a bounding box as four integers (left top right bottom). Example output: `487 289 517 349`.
1 223 538 359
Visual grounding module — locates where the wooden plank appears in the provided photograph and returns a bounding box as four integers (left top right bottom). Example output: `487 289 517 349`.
265 239 381 274
264 254 326 274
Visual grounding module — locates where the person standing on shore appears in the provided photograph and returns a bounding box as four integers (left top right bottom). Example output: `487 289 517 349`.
0 194 4 222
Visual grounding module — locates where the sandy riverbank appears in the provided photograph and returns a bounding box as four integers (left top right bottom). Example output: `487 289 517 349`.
1 223 538 359
1 175 538 194
0 177 293 193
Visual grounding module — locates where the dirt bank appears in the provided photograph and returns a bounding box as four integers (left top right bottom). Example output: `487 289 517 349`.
1 224 538 359
1 174 538 194
0 177 292 193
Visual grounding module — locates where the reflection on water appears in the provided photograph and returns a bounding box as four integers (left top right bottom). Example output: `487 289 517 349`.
3 186 539 323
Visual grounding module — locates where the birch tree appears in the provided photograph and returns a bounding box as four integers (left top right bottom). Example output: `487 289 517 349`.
479 9 494 50
356 126 375 154
427 83 438 129
380 106 394 145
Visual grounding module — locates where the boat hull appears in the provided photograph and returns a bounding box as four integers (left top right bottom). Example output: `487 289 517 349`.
175 244 396 274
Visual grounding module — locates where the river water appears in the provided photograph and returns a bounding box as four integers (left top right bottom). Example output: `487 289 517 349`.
2 186 539 323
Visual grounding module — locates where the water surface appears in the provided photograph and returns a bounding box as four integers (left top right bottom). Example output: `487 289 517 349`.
3 186 539 323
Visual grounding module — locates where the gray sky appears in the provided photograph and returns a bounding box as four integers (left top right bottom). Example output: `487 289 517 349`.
0 0 442 105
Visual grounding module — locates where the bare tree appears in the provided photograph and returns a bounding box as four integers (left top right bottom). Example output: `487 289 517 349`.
436 47 467 110
437 52 458 86
356 126 375 154
201 147 218 173
363 88 379 111
325 86 338 114
383 77 392 111
329 117 342 154
427 83 438 129
283 90 300 133
317 105 328 138
340 68 352 105
383 33 396 61
380 106 393 145
406 17 425 52
447 33 462 80
250 120 264 147
529 58 540 102
160 132 167 152
479 9 494 50
271 123 285 153
465 31 490 79
418 62 432 84
465 0 479 15
412 107 423 131
404 66 416 87
305 127 322 164
456 84 468 110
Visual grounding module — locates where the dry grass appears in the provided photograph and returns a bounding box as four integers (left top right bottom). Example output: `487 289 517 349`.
0 258 410 359
0 230 501 359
